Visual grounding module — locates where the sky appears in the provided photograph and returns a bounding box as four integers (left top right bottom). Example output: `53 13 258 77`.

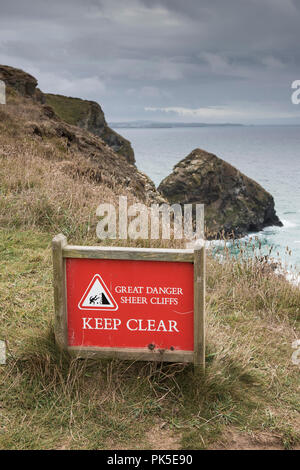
0 0 300 124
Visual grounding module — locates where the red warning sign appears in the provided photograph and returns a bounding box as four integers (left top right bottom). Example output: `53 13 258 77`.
66 258 194 351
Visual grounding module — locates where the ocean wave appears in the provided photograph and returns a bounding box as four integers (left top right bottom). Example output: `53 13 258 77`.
281 219 298 229
194 238 300 286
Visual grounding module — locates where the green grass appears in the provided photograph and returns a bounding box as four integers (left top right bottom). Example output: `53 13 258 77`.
45 94 92 126
0 229 299 450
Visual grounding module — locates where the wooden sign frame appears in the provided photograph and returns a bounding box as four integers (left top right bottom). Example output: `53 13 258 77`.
52 234 206 370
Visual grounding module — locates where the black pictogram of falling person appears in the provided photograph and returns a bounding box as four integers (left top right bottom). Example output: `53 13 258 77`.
89 295 99 304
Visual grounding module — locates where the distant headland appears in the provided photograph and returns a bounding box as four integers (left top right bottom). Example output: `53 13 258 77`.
110 121 244 129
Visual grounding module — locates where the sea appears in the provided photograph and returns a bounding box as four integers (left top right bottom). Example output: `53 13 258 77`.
113 125 300 276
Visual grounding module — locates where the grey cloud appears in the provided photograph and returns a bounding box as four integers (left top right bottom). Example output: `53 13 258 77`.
0 0 299 123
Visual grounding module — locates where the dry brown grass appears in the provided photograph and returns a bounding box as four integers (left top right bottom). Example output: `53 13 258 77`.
0 92 141 242
0 146 126 240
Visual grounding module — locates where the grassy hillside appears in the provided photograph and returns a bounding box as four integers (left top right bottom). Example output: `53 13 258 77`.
45 93 92 126
0 229 299 450
0 84 299 450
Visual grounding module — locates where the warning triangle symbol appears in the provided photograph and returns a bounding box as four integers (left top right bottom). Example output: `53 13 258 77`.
78 274 118 311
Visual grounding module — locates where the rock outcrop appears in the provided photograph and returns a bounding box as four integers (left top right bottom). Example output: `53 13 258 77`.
158 148 282 238
0 64 45 103
45 94 135 164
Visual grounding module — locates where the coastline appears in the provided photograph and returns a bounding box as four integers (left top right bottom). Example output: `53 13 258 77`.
118 125 300 270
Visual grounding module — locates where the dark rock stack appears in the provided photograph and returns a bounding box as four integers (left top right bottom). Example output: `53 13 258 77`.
158 148 282 238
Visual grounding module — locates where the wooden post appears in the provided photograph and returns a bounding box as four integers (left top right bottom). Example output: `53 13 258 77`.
52 234 68 350
193 245 206 372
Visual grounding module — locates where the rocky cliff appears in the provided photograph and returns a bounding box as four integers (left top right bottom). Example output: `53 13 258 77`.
0 64 134 164
45 94 135 164
158 148 282 238
0 64 161 205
